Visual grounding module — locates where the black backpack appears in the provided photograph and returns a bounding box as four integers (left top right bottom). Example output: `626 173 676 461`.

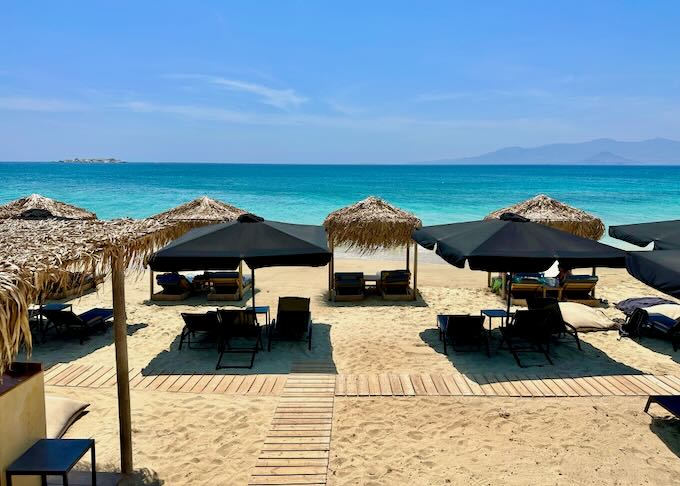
620 308 648 338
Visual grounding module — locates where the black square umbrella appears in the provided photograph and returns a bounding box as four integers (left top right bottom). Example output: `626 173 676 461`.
609 219 680 250
412 213 626 314
148 214 332 307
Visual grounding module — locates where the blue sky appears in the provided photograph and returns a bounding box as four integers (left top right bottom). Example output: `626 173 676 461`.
1 1 679 163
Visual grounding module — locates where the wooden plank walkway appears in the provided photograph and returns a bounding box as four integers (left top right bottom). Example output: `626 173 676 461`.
248 363 336 486
334 372 680 397
43 364 680 398
44 364 286 396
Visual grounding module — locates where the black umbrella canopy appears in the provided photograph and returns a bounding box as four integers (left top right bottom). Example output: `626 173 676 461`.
148 214 332 271
412 213 626 272
626 250 680 298
609 220 680 250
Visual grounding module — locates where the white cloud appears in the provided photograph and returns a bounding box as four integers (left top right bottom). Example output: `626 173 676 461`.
167 74 307 109
0 96 88 112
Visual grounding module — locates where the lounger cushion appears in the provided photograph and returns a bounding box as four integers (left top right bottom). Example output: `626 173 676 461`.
45 394 89 439
644 304 680 320
557 302 616 332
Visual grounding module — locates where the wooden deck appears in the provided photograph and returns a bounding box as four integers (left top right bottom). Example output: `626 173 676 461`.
248 363 336 486
43 363 680 398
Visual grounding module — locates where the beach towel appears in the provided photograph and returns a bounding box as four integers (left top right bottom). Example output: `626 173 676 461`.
615 297 677 316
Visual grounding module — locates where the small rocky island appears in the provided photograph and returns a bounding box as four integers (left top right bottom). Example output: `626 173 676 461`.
58 158 124 164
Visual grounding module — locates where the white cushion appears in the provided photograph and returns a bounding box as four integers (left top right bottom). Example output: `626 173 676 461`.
643 304 680 320
558 302 617 332
45 394 89 439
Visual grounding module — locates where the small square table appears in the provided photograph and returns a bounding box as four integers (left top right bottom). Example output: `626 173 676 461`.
480 309 513 332
6 438 96 486
246 306 271 327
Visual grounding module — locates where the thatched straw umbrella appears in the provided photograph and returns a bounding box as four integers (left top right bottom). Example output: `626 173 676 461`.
324 196 422 300
485 194 606 287
151 196 247 223
485 194 605 240
149 197 250 297
0 193 97 220
0 217 193 474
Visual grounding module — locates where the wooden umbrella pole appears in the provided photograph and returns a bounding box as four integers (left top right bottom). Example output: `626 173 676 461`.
412 242 418 301
329 241 335 300
406 243 410 272
149 269 154 301
112 255 133 474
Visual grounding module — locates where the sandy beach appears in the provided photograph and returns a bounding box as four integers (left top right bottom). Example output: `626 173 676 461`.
29 255 680 485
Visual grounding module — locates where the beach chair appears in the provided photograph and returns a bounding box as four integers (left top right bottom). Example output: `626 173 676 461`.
152 272 193 301
644 395 680 418
559 275 599 306
527 297 581 350
207 271 252 301
216 309 262 369
179 311 219 350
499 309 553 367
625 308 680 344
379 270 412 300
41 308 113 344
268 297 313 351
437 314 489 356
332 272 365 301
509 273 545 306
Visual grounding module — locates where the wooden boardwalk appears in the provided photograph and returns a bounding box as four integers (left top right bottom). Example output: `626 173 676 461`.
248 363 336 486
43 363 680 398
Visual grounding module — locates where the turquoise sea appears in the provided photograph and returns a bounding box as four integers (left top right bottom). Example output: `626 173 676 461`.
1 162 679 247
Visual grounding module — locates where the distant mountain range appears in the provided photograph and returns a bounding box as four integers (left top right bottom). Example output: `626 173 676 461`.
430 138 680 165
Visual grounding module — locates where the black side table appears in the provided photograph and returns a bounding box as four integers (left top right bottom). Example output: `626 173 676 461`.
6 439 96 486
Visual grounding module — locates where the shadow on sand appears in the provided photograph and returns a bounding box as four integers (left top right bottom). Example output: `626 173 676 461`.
419 327 646 380
140 322 335 376
27 323 148 366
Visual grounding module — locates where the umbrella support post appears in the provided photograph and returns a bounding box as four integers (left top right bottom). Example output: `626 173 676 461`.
112 256 133 475
412 243 418 301
506 273 513 324
406 243 410 272
149 269 153 301
329 241 334 301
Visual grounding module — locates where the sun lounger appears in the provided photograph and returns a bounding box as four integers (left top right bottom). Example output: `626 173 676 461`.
527 297 581 350
560 275 599 306
268 297 313 351
500 309 553 367
152 272 193 301
645 395 680 417
509 274 546 306
379 270 412 300
41 308 113 344
437 314 489 356
332 272 365 301
44 272 104 300
625 307 680 344
207 271 252 301
216 309 262 369
179 312 219 350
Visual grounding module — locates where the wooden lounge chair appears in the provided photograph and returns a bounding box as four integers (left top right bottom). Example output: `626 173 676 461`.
559 275 599 306
437 314 489 356
527 297 581 350
379 270 412 300
509 274 545 306
152 272 193 301
499 309 553 367
268 297 313 351
179 311 219 350
207 271 252 301
332 272 365 301
41 308 113 344
645 395 680 417
216 309 262 369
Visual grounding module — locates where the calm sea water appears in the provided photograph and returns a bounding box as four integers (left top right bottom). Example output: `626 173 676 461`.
1 162 678 247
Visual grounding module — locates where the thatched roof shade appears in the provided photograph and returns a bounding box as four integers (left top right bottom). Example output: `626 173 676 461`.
152 196 247 223
0 193 97 220
485 194 605 240
324 196 422 252
0 218 192 374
